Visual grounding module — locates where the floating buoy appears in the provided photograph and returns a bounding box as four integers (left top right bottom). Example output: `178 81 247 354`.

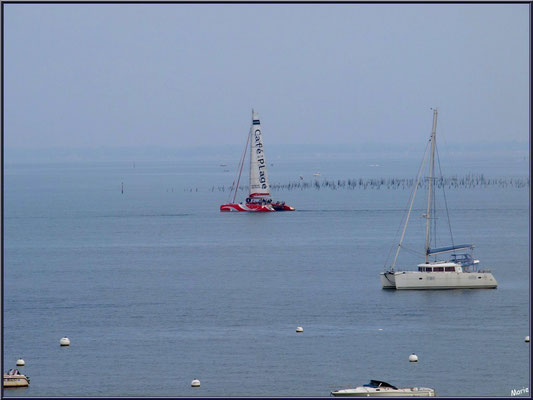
191 379 200 387
378 328 383 331
526 336 530 343
59 337 70 346
296 326 304 333
409 353 418 362
16 359 25 366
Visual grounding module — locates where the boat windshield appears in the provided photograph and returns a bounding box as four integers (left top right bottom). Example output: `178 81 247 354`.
364 380 398 389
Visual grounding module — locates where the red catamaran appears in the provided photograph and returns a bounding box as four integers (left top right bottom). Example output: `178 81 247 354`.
220 110 295 212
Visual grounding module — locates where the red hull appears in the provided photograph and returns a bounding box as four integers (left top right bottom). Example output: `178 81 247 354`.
220 202 294 212
220 203 275 212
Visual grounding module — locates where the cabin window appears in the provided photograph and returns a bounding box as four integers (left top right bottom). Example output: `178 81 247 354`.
424 267 432 272
445 267 455 272
434 267 444 272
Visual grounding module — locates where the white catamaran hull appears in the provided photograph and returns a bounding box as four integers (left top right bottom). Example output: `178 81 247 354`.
380 272 396 289
390 271 497 290
3 375 30 388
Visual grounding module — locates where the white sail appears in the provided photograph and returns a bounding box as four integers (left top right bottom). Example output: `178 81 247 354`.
248 109 271 198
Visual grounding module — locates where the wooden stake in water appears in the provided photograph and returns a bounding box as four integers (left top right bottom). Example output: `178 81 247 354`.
121 182 124 194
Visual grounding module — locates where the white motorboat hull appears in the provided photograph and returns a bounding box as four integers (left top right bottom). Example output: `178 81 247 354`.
392 271 497 290
332 387 435 397
3 375 30 387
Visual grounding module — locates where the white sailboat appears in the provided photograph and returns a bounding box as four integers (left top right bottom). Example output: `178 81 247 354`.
380 109 497 290
220 109 294 212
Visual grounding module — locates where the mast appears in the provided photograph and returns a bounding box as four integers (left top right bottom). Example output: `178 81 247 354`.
425 108 438 263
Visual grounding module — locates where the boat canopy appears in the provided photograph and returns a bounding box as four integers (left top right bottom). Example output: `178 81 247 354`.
364 380 398 389
450 253 477 266
427 244 474 256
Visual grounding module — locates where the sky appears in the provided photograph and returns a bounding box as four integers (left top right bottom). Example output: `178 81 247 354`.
3 3 530 154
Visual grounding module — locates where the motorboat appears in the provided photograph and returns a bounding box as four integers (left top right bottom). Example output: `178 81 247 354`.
331 380 435 397
220 110 294 212
380 109 497 289
3 369 30 388
271 200 295 211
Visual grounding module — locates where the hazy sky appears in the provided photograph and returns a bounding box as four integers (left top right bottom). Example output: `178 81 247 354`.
3 3 530 150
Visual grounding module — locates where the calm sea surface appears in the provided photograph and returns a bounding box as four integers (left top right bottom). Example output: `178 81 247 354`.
3 155 530 397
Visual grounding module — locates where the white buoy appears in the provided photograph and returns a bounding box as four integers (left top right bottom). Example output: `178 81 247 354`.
409 353 418 362
525 336 530 343
16 359 25 366
191 379 200 387
296 326 304 333
378 328 383 331
59 337 70 346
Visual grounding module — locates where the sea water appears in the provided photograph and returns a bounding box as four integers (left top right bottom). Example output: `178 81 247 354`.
2 154 530 397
